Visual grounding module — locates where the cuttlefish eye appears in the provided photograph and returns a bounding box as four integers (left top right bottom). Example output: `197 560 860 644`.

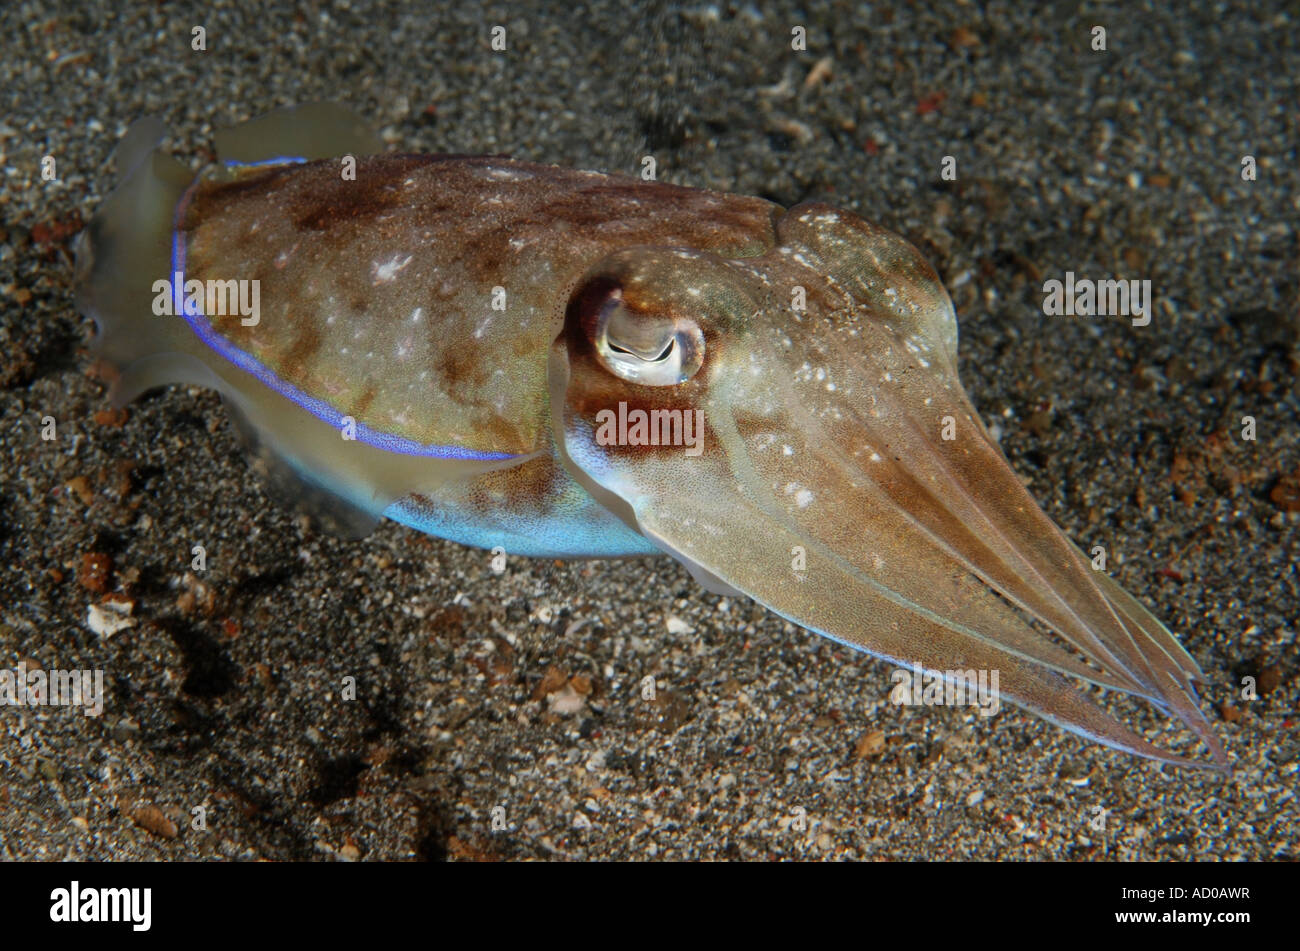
590 286 705 386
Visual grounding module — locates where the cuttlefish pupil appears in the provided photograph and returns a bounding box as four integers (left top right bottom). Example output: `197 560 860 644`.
73 103 1227 771
594 288 705 386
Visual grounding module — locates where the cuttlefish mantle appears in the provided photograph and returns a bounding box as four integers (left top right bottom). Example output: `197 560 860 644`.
73 103 1228 770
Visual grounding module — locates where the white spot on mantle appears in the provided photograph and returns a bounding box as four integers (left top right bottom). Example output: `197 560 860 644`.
372 253 413 285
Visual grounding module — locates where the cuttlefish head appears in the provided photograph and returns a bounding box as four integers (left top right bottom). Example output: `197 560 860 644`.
550 202 1227 771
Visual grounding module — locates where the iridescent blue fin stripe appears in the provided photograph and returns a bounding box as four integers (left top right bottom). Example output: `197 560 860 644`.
169 173 518 462
222 156 312 168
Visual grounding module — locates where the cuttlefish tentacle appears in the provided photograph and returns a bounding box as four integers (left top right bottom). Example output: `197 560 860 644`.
764 299 1222 760
75 104 1227 769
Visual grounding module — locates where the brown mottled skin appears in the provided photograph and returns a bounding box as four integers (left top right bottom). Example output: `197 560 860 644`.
181 154 779 455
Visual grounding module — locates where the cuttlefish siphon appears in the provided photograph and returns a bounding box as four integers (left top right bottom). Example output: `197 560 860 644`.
74 103 1227 770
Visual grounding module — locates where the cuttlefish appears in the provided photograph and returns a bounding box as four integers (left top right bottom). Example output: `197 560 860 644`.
74 103 1227 770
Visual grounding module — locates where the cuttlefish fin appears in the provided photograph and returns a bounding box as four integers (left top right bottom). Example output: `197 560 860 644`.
110 116 171 185
222 400 382 539
74 118 199 404
213 101 383 165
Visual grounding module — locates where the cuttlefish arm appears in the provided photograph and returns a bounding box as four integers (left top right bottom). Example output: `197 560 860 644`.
550 205 1228 770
